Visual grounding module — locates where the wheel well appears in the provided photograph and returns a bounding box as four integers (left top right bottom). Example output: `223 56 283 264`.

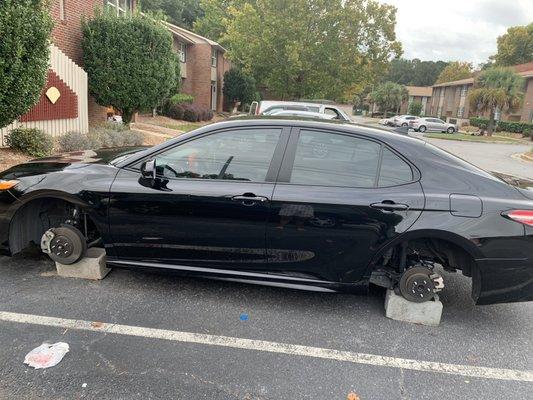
371 237 478 281
370 237 479 299
9 197 101 255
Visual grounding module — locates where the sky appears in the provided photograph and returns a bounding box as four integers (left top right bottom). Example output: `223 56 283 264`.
382 0 533 66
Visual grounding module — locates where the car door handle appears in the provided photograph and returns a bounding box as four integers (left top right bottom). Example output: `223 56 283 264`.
231 195 269 206
370 202 409 211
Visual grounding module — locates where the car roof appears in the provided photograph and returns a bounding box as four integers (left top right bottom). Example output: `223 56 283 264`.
259 100 330 109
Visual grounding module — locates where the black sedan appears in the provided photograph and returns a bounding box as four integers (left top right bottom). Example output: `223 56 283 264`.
1 118 532 305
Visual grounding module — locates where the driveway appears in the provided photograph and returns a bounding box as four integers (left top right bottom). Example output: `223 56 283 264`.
410 132 532 180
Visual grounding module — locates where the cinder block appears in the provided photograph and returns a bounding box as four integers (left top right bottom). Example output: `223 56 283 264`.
384 289 442 326
55 248 110 280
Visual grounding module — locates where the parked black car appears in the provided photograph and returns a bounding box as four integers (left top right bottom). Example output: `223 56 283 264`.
1 118 532 305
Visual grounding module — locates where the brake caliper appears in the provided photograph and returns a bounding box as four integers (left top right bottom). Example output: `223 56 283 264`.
40 229 56 255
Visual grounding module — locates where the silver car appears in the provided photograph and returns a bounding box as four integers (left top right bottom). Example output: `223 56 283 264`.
409 117 457 133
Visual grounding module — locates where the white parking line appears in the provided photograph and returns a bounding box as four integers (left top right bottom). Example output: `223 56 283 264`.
1 311 532 382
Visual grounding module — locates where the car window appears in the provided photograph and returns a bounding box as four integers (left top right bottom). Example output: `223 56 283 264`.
324 108 341 119
153 129 282 182
289 130 381 187
378 148 413 186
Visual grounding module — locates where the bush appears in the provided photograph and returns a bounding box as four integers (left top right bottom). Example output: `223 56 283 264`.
58 131 98 152
408 101 423 116
58 124 144 152
469 117 532 137
170 93 194 105
82 11 178 123
223 68 258 109
164 103 213 122
0 0 53 129
6 128 53 157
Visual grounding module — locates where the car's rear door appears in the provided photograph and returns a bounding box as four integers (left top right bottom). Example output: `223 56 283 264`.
107 126 290 268
264 127 425 283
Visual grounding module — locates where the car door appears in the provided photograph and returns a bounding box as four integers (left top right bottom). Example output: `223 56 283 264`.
107 126 290 268
435 118 447 131
264 128 425 283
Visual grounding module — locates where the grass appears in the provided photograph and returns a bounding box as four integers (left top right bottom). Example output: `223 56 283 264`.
159 122 204 132
423 132 525 143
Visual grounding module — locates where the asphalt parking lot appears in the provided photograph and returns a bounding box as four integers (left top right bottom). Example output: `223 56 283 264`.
1 129 532 399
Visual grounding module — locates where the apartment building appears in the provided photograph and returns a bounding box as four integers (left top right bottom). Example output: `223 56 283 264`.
165 22 231 112
429 61 533 125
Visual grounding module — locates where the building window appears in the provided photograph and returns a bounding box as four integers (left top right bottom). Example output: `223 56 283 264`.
178 43 186 63
105 0 131 16
59 0 66 20
457 107 464 118
211 49 217 67
460 85 468 97
494 107 501 121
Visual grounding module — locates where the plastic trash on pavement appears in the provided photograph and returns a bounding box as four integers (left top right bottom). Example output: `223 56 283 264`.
24 342 69 369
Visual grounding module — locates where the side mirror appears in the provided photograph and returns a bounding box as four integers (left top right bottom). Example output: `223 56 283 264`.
141 159 156 180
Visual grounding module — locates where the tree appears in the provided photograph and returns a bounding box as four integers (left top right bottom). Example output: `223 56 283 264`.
223 68 257 109
408 101 423 116
213 0 401 101
385 58 448 86
0 0 53 129
435 61 473 84
369 82 407 117
82 11 178 124
139 0 204 29
468 67 524 135
489 23 533 67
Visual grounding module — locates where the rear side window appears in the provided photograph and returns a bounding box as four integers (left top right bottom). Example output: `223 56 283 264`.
378 148 413 186
290 130 381 187
288 130 413 188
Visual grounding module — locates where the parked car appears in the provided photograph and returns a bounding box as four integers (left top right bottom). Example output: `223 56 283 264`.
250 100 351 121
393 115 417 127
379 116 396 126
264 110 336 120
410 117 457 133
1 118 532 305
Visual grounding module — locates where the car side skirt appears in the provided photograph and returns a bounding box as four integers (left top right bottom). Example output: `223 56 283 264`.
106 259 369 294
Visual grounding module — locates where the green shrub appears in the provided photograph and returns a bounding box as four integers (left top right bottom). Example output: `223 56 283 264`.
6 128 53 157
0 0 53 129
89 125 144 148
469 117 532 137
408 101 423 116
82 11 178 123
58 124 144 152
170 93 194 105
58 132 99 152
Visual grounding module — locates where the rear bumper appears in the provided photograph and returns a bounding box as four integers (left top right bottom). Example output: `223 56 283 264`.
474 257 533 304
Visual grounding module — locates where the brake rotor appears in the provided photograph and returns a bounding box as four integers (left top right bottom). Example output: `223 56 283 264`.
399 266 443 303
41 226 86 265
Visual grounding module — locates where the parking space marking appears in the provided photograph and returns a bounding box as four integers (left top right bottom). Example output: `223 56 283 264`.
1 310 532 382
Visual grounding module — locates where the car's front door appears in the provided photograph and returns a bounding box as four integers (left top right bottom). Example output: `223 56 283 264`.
264 128 425 283
107 127 289 268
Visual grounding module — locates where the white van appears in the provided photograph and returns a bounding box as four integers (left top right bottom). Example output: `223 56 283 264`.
249 100 351 121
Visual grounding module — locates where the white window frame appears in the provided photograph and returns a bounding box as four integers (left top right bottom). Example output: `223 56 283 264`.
59 0 66 21
211 49 217 68
178 42 186 63
105 0 131 16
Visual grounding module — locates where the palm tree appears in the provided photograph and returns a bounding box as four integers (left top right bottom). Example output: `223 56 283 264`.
469 67 524 136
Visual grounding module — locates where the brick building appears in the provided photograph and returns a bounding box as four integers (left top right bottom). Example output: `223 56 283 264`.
0 1 137 144
428 61 533 126
165 22 231 112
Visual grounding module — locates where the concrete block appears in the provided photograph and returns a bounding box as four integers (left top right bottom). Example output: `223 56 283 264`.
384 289 442 326
56 248 110 280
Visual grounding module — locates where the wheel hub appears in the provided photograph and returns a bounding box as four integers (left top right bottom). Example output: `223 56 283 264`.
399 266 444 303
50 235 74 258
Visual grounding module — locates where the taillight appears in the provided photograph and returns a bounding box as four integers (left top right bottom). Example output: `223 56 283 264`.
502 210 533 226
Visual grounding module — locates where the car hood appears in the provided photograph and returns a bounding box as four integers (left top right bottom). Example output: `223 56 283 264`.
491 172 533 200
0 146 148 180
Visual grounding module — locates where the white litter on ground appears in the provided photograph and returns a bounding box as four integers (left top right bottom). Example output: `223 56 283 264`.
23 342 69 369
